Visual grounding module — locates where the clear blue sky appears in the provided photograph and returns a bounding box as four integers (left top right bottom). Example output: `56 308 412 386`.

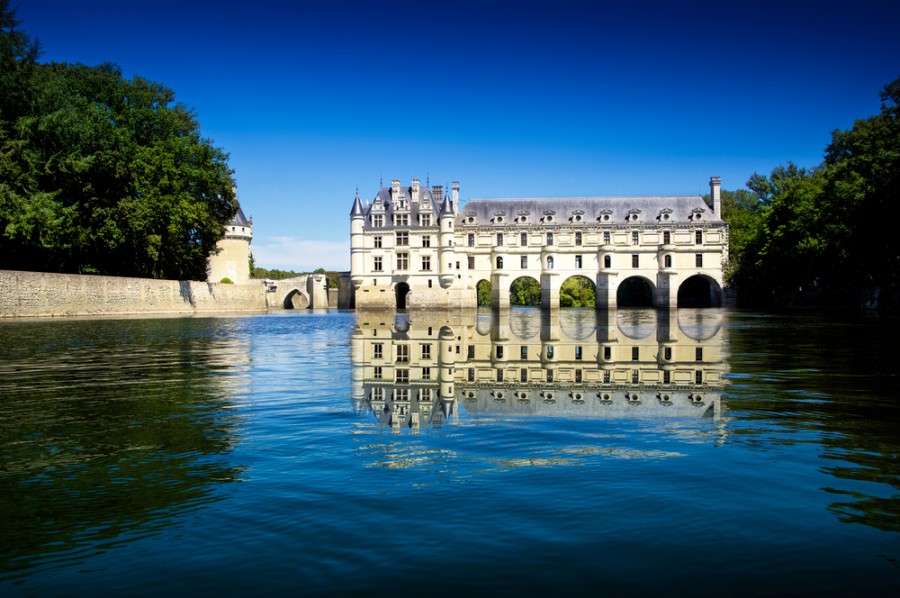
15 0 900 271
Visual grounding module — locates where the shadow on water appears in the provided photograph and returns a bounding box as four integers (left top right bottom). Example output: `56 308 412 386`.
0 318 250 578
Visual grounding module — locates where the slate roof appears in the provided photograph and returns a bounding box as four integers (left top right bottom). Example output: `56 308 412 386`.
456 196 722 225
230 206 252 227
360 184 444 227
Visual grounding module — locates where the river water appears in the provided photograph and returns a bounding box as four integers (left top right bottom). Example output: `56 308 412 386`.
0 309 897 596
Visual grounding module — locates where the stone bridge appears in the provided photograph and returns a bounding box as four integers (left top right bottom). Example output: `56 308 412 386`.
267 274 329 309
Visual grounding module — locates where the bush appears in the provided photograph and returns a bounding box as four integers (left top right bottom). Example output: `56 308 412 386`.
219 277 234 284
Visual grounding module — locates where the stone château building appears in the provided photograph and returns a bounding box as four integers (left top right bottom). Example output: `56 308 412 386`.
208 206 252 284
350 177 728 309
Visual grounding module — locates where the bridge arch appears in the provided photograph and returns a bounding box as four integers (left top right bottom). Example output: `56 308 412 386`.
283 288 309 309
509 276 541 306
476 279 492 307
395 282 410 309
560 275 596 308
616 276 657 308
677 274 723 308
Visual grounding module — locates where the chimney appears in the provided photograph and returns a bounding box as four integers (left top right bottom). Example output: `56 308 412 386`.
391 179 400 202
451 181 459 213
709 176 721 217
411 178 420 203
432 185 443 203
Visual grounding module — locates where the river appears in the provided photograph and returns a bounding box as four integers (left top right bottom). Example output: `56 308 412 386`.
1 309 897 596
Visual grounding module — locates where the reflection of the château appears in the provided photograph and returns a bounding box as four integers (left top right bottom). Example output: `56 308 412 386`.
351 308 728 431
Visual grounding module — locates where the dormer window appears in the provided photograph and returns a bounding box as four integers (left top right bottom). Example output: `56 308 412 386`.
627 209 641 222
571 209 584 223
659 208 673 222
598 209 613 223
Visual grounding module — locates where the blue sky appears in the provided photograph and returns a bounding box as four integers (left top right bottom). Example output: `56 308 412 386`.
15 0 900 271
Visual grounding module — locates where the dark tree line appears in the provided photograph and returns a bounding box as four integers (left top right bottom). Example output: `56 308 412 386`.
0 1 237 280
721 76 900 308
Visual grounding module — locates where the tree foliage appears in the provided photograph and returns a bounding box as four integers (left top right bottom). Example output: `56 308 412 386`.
476 279 492 306
0 2 237 279
560 275 595 307
510 277 541 306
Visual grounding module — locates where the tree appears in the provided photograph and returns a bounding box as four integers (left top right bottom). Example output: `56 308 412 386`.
0 3 238 280
510 277 541 306
560 276 595 307
476 279 492 306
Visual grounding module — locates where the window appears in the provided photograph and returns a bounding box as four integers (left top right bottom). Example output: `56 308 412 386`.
547 256 554 269
396 388 409 401
575 346 582 360
547 232 554 245
468 368 475 382
547 370 554 382
373 256 383 271
696 254 703 267
422 235 431 248
468 233 475 247
397 253 408 270
521 256 528 269
395 214 409 226
632 347 639 361
696 230 703 245
421 388 432 401
632 370 639 383
603 231 610 244
374 236 382 248
374 366 383 379
604 347 611 360
496 256 504 269
664 347 672 361
468 256 475 269
603 370 611 383
372 387 383 401
422 366 431 380
497 233 504 246
547 346 554 358
575 255 582 269
663 370 671 384
521 232 528 246
695 370 703 384
373 214 383 228
373 343 383 359
664 254 672 268
575 369 582 383
421 256 431 271
632 254 639 268
468 345 475 359
695 347 703 362
497 369 504 382
422 344 432 359
396 232 409 246
397 344 409 363
575 232 582 246
663 231 671 245
428 279 432 288
604 255 611 268
520 368 528 382
396 369 409 383
421 214 432 226
632 231 639 245
520 346 528 359
496 346 504 358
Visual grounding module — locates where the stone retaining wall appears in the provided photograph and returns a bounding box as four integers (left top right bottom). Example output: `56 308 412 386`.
0 269 267 318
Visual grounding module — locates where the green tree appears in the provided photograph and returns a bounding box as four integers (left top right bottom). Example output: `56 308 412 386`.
0 3 237 280
510 277 541 306
560 276 595 307
476 279 492 306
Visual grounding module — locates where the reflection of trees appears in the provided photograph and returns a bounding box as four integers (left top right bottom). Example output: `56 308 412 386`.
0 318 247 574
726 314 900 533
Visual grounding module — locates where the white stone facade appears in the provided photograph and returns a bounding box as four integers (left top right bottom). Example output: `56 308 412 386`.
350 178 728 309
208 207 252 284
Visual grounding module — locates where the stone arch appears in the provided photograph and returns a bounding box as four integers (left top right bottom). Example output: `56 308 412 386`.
559 275 596 308
509 276 541 306
476 279 492 307
395 282 410 310
677 275 723 308
617 276 656 308
283 288 309 309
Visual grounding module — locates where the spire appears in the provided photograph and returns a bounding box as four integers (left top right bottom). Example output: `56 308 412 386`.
350 189 365 216
439 193 453 217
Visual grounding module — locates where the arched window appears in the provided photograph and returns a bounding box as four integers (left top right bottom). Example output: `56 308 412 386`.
496 256 504 269
664 254 672 268
603 255 611 268
547 256 554 269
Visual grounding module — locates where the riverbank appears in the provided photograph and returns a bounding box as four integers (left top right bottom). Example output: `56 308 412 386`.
0 269 267 318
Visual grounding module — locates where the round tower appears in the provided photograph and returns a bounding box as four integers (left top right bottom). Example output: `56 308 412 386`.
208 206 252 284
350 190 365 289
438 189 456 289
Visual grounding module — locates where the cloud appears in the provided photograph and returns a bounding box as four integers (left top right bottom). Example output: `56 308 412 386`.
252 237 349 272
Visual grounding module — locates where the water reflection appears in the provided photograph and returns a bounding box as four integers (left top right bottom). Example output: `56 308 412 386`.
0 318 250 577
351 308 728 430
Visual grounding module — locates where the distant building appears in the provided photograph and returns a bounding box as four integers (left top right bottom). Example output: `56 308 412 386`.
208 206 252 284
349 178 728 309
